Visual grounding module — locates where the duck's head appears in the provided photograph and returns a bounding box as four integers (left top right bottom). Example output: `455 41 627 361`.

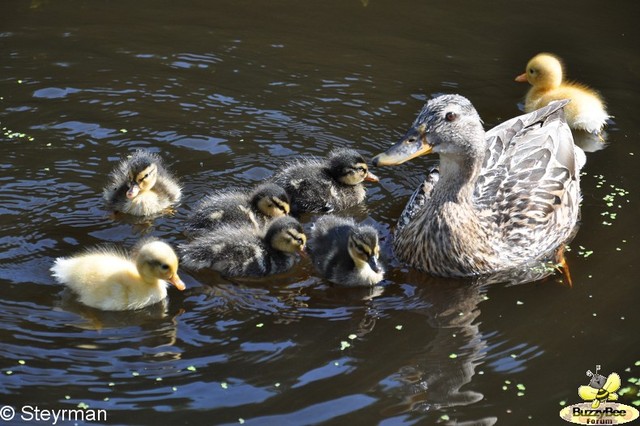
251 183 290 218
135 239 186 290
125 151 160 199
372 94 484 166
266 216 307 255
347 226 382 273
326 148 379 185
515 53 564 90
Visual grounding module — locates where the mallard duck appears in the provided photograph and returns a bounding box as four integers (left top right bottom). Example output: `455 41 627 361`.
180 216 306 277
372 94 584 278
270 148 379 215
515 52 610 134
103 150 181 216
184 183 290 237
309 215 384 287
51 238 185 311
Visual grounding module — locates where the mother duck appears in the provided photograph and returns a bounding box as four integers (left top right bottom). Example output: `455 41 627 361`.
373 94 584 278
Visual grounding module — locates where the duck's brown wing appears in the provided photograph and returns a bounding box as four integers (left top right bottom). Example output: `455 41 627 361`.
474 100 584 256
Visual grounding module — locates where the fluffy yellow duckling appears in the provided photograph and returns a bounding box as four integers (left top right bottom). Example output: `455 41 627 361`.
51 238 186 311
515 53 610 134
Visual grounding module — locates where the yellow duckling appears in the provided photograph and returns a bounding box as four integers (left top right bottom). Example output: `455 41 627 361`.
51 238 186 311
515 53 610 135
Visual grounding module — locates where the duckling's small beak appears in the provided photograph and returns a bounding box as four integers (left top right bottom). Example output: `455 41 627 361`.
168 274 186 291
126 183 140 199
364 170 379 182
372 127 433 166
298 246 308 258
368 255 382 273
514 73 528 83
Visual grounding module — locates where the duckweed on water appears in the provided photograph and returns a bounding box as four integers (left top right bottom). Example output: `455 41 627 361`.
577 246 594 258
2 126 35 141
502 380 526 397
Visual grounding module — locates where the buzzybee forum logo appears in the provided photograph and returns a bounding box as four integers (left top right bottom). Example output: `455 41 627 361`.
560 365 639 424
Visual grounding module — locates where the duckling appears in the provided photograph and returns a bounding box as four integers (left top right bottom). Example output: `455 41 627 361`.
515 52 610 134
270 148 379 215
184 183 290 237
309 215 384 287
51 238 186 311
103 150 181 216
180 216 306 277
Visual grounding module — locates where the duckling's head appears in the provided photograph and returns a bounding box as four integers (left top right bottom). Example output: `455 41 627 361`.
326 148 379 186
134 239 186 290
251 183 290 218
125 151 160 199
347 226 382 273
266 216 307 254
515 52 564 90
372 94 484 166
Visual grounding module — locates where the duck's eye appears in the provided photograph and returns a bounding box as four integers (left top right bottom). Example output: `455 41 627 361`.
528 68 535 74
445 112 457 122
160 264 170 270
357 167 366 173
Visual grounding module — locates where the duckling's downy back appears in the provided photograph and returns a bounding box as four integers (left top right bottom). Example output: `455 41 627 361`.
180 216 305 277
270 149 377 214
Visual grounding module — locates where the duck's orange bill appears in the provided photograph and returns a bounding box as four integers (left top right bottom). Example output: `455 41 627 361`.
372 128 434 166
514 73 528 83
168 274 186 291
364 171 379 182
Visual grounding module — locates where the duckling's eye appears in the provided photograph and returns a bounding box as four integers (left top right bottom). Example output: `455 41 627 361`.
528 68 535 74
160 264 170 271
445 112 457 122
357 167 366 173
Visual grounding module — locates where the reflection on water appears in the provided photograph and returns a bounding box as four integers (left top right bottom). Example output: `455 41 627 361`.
1 0 639 424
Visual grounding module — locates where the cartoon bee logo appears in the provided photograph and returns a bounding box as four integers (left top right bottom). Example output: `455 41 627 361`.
577 365 621 408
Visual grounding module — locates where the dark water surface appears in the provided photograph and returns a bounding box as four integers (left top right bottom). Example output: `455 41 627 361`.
1 1 639 425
